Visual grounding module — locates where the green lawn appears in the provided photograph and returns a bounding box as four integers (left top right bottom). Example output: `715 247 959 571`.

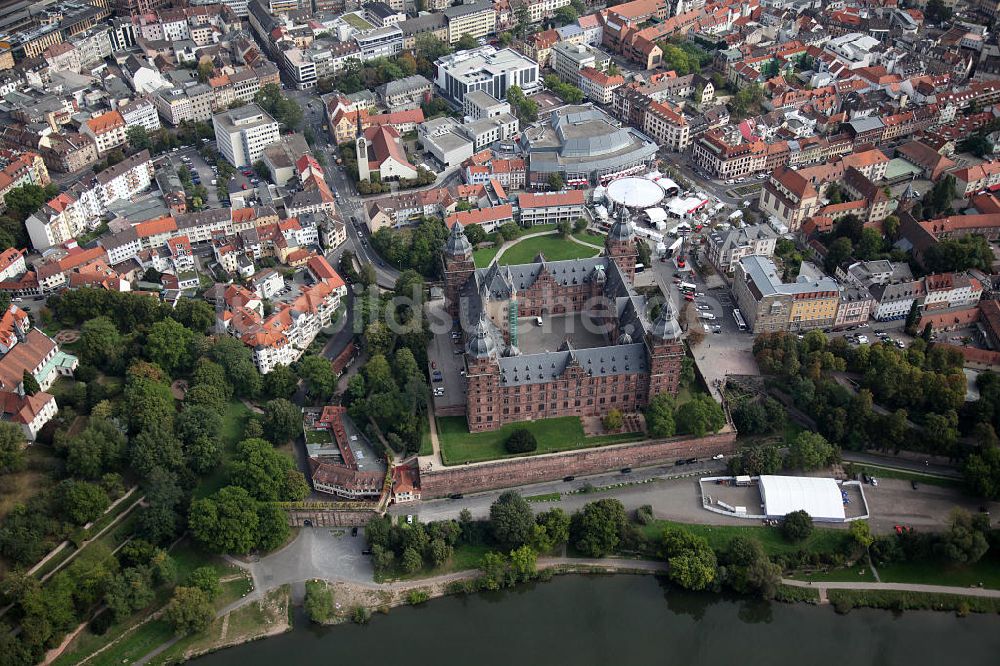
436 415 643 465
389 543 491 581
472 224 559 268
86 620 175 666
418 417 433 456
305 429 332 444
877 556 1000 589
844 463 961 488
498 234 600 266
640 519 850 558
572 231 606 247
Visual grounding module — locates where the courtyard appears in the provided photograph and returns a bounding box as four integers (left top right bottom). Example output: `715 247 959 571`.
474 230 600 268
516 312 610 354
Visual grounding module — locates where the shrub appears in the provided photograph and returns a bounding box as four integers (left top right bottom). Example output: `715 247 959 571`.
304 580 334 623
352 606 372 624
505 428 537 454
407 589 430 605
635 505 654 525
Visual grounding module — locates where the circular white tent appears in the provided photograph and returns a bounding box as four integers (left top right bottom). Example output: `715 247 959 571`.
606 176 664 209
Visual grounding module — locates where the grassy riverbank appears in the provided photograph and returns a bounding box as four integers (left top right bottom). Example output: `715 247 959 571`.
827 588 1000 615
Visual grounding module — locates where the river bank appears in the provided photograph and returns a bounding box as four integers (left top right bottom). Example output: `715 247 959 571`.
189 574 1000 666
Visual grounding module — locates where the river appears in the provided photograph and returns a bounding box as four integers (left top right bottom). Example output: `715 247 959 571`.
194 575 1000 666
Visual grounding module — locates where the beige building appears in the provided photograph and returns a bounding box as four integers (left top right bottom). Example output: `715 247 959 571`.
445 1 497 44
643 101 690 152
758 166 820 232
733 256 840 333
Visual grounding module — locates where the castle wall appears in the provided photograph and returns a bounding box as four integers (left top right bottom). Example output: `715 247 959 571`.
419 430 737 497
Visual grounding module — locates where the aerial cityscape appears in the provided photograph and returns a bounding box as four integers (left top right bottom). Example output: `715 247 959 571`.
0 0 999 661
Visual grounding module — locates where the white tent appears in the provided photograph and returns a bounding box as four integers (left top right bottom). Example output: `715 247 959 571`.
758 475 846 522
645 207 667 223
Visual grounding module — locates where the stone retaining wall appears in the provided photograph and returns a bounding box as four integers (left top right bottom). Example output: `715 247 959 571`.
286 509 379 527
419 431 737 498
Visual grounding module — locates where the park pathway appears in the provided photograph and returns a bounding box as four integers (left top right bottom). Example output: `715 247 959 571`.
781 578 1000 603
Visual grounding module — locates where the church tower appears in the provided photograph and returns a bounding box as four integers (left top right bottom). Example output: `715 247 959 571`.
442 221 475 317
606 205 638 281
355 112 370 182
646 300 685 399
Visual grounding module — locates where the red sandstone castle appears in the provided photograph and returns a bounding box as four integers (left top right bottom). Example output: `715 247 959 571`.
443 212 685 433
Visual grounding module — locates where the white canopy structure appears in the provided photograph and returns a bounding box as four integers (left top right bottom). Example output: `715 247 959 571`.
645 207 667 223
606 176 665 209
758 475 846 522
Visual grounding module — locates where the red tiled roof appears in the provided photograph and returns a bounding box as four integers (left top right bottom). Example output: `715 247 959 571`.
85 110 125 135
517 190 585 209
444 204 513 229
135 215 177 237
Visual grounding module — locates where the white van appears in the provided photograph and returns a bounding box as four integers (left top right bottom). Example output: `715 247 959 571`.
535 316 543 326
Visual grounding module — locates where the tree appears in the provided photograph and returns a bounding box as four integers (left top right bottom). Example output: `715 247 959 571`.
456 33 479 51
509 545 537 582
824 236 854 273
401 546 423 573
189 486 261 554
532 507 571 552
674 395 726 437
146 318 195 375
304 580 334 623
660 527 717 590
935 509 989 564
229 438 309 502
785 431 837 470
477 551 510 591
20 369 39 396
5 183 57 221
126 125 152 153
65 418 125 479
602 409 624 431
79 316 122 369
554 5 578 25
856 228 885 260
557 220 572 237
721 535 781 599
780 510 814 542
165 587 213 636
129 426 184 478
646 393 676 437
849 520 874 552
104 566 155 621
175 404 222 446
188 567 221 601
505 428 537 454
964 443 1000 499
298 354 337 400
490 491 534 551
904 300 920 336
56 479 109 525
263 364 297 399
571 498 627 557
255 503 291 553
0 421 25 474
262 398 301 444
547 172 565 191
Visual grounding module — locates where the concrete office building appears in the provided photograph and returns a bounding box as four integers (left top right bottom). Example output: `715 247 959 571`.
213 104 281 168
435 46 540 106
732 256 840 332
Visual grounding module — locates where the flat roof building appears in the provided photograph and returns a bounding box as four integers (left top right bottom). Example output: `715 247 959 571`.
213 104 281 168
434 46 540 106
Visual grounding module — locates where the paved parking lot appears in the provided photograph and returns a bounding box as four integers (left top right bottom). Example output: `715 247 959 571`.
253 526 373 586
425 299 467 409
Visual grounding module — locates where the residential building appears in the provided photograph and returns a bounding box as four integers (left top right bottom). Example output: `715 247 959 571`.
444 204 514 232
759 167 820 232
444 1 497 44
117 96 161 132
706 224 778 274
732 256 840 332
642 101 690 152
377 74 432 111
81 110 127 155
578 66 624 105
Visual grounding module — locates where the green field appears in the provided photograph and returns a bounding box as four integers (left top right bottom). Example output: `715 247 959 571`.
436 415 643 465
498 234 600 266
877 556 1000 589
572 231 606 247
640 519 850 558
